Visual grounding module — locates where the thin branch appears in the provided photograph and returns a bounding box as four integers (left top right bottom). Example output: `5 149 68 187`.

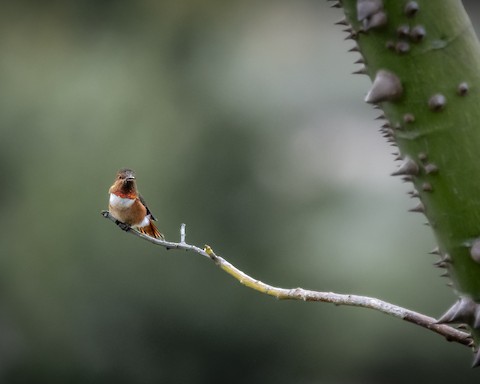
101 210 474 348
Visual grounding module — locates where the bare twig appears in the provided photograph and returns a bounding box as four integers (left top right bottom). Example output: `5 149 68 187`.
101 210 474 348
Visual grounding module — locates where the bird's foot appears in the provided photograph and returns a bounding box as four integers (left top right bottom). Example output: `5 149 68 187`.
115 220 131 232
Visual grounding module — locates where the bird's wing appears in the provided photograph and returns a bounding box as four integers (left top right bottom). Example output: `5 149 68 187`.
139 193 157 221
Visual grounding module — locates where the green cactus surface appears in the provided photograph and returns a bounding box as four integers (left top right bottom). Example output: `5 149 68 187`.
337 0 480 365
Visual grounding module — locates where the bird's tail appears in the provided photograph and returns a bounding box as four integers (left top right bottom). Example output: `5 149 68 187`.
139 220 164 239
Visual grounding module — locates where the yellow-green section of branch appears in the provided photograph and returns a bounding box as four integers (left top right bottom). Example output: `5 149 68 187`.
205 245 288 299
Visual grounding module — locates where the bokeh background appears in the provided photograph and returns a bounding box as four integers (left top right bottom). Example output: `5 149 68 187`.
1 1 480 383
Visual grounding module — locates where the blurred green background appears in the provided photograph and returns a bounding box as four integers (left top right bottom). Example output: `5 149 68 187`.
2 0 480 383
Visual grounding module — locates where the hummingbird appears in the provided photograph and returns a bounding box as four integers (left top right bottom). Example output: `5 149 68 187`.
108 168 164 239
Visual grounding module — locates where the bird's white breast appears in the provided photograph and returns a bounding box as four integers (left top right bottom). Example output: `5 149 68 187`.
109 193 135 208
137 215 151 227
